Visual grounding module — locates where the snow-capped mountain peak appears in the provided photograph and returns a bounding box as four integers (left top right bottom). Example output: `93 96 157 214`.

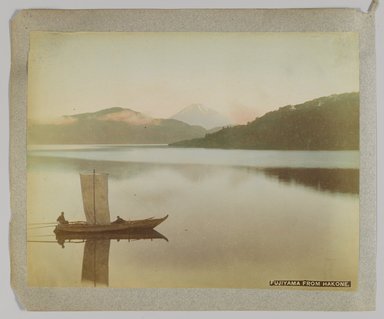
171 104 232 129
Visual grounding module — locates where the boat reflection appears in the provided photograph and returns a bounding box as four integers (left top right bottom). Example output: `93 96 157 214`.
82 239 110 287
55 229 168 287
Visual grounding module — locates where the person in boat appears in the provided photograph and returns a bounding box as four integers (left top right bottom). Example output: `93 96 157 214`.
57 211 69 225
112 215 125 224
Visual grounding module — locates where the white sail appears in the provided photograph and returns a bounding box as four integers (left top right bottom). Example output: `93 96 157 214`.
80 172 111 225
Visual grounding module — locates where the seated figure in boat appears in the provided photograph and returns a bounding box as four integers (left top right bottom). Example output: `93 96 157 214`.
111 215 125 224
57 211 69 224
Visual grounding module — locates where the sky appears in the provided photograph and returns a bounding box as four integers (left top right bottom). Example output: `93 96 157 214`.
28 32 359 124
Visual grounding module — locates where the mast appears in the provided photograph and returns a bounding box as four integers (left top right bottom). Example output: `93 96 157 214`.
93 169 96 225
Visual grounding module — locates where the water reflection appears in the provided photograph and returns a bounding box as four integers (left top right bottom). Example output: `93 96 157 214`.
82 240 110 287
55 230 168 287
27 148 359 288
28 155 156 180
261 168 359 195
29 155 359 195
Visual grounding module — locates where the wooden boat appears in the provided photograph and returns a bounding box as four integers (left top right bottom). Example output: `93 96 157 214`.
54 215 169 234
54 170 168 234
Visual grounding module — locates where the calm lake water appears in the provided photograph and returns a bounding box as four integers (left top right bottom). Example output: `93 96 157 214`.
27 145 359 289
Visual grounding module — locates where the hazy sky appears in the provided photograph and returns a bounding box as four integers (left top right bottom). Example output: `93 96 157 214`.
28 32 359 124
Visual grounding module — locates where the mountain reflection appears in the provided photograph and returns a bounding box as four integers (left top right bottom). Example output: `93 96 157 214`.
55 230 168 287
261 168 359 195
29 155 359 195
28 155 158 180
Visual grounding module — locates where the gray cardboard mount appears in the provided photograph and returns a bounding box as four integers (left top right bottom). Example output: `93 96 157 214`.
10 8 377 311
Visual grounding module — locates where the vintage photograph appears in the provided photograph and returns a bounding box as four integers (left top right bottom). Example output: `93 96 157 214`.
26 31 359 289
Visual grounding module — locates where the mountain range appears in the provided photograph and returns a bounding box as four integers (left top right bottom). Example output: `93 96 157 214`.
28 93 359 149
28 107 207 145
170 92 359 150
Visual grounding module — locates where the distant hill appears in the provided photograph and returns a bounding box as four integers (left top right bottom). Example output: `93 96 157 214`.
171 104 232 129
28 107 207 144
170 93 359 150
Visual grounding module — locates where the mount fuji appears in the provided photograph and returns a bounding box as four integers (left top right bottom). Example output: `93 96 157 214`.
170 104 232 130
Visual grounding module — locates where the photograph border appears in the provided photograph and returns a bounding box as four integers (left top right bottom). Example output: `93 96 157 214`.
10 8 376 310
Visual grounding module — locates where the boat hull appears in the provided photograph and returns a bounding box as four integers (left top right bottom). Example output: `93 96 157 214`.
54 215 168 234
55 229 168 242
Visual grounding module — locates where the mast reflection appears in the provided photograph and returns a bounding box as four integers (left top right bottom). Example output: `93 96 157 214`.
55 229 168 287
